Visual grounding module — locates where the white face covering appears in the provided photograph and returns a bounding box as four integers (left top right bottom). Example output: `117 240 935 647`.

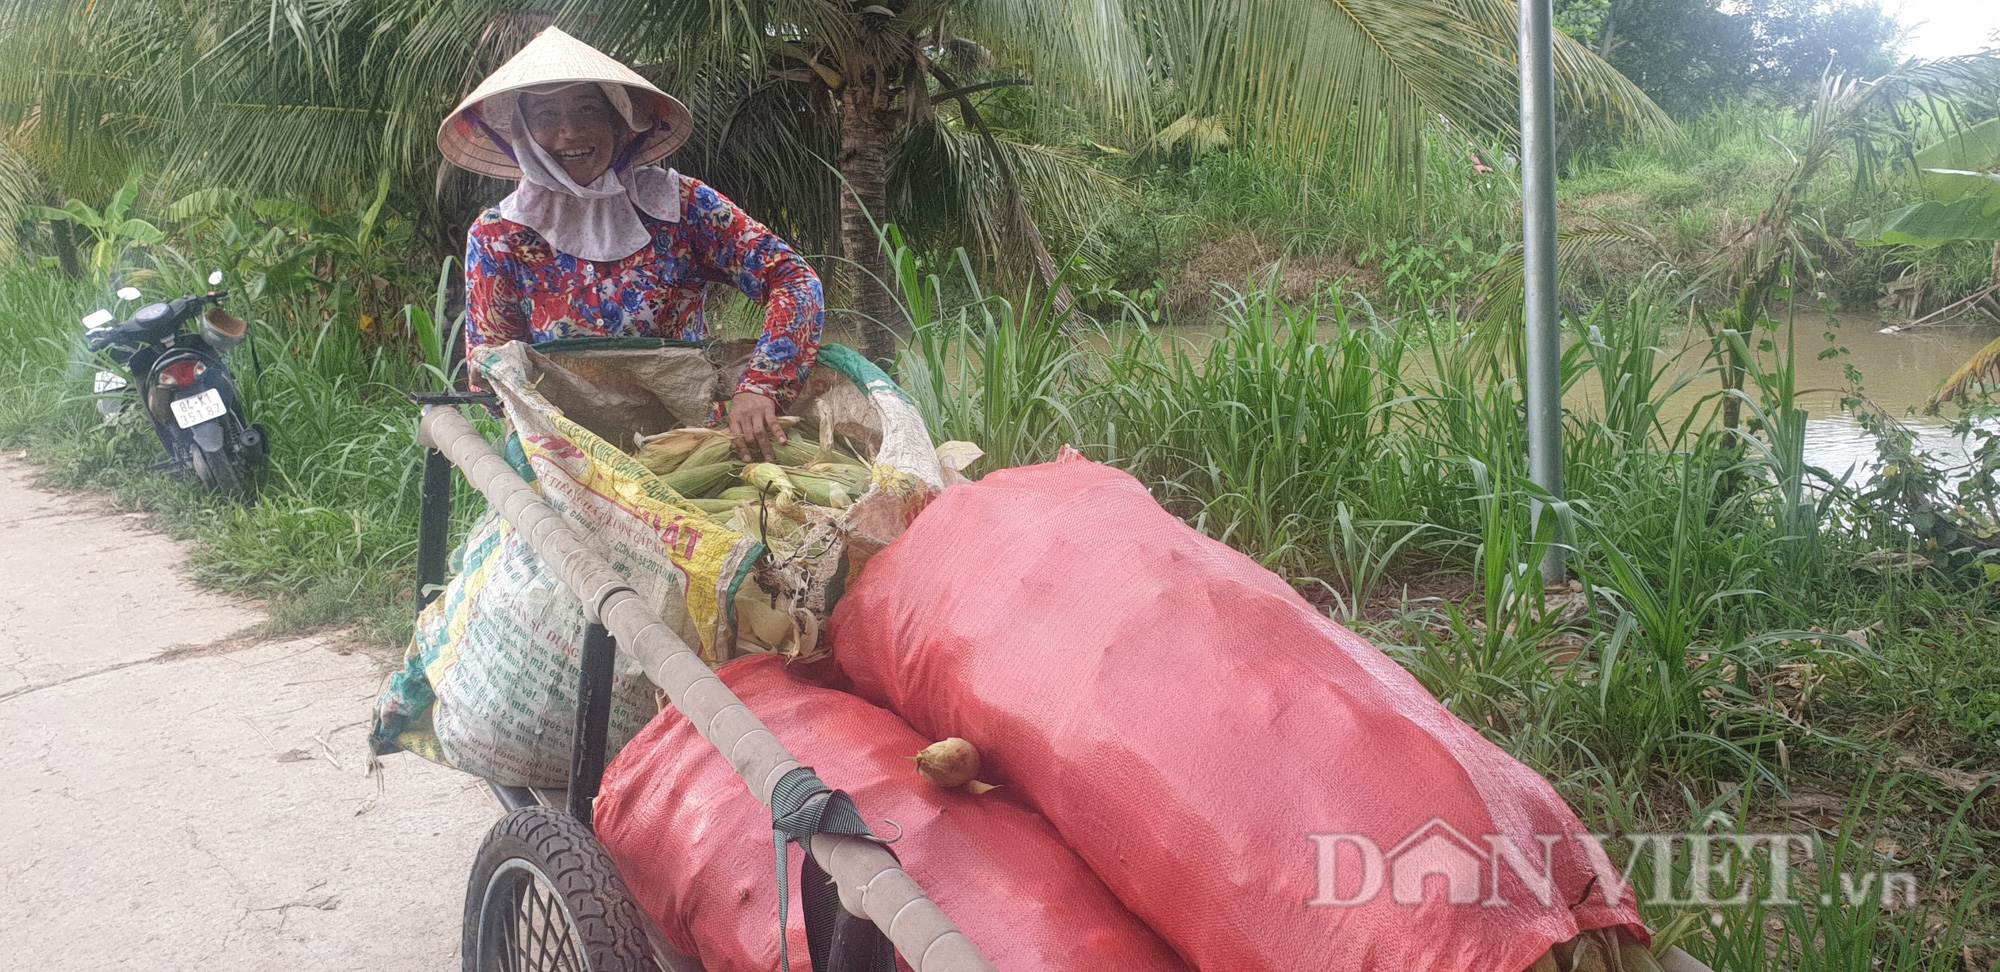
493 83 681 263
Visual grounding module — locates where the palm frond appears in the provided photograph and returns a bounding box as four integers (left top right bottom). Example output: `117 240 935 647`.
1130 0 1675 178
1152 111 1232 157
0 131 38 258
673 71 841 252
1468 226 1668 368
1928 332 2000 414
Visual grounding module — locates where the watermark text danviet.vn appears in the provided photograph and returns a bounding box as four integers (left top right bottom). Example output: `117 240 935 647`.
1306 816 1915 910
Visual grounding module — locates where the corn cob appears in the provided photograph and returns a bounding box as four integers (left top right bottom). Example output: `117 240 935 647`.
656 461 739 498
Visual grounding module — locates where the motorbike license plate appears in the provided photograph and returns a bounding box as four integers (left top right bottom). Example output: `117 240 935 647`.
170 388 227 429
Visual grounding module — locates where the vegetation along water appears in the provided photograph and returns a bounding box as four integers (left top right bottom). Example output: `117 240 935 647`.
3 0 2000 967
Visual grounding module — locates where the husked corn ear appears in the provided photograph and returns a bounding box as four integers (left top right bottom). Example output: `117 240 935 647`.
656 461 739 498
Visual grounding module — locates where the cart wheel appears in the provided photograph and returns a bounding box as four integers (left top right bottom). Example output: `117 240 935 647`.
464 807 663 972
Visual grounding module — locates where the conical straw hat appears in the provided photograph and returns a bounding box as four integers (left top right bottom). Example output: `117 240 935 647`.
438 26 693 179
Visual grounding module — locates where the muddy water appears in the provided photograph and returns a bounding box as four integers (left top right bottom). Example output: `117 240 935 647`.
1688 317 2000 480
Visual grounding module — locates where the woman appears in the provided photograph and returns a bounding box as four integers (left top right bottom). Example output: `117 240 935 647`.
437 27 820 461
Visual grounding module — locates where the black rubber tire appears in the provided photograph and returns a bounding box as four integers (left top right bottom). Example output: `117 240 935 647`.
463 807 663 972
188 440 244 496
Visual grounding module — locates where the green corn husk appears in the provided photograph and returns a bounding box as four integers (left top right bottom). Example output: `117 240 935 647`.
657 461 739 498
742 463 796 499
633 428 726 475
770 438 832 467
804 462 870 487
718 485 763 502
682 435 736 470
783 470 853 508
728 501 809 550
682 497 743 514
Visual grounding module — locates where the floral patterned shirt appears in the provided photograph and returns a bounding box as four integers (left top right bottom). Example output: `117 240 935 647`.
464 174 823 405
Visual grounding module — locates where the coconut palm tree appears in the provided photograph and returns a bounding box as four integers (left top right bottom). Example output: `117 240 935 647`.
1 0 1674 359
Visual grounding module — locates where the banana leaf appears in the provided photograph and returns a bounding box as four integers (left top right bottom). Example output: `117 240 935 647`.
1849 116 2000 246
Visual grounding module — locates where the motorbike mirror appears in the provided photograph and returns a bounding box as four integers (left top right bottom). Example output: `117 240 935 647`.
115 286 142 301
81 309 115 330
207 270 224 286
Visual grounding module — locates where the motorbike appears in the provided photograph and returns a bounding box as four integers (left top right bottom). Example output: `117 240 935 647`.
84 271 269 496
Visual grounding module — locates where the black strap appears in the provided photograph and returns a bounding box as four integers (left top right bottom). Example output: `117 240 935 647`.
245 321 264 387
770 766 895 972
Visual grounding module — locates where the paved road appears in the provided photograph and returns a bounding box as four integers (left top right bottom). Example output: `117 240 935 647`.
0 457 494 970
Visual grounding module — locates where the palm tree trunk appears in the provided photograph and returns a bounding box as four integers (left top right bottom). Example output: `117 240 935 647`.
838 83 898 368
49 211 80 279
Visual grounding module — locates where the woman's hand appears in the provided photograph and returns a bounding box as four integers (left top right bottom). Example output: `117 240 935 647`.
728 391 786 461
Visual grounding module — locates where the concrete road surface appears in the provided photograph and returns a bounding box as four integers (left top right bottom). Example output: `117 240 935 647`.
0 457 495 970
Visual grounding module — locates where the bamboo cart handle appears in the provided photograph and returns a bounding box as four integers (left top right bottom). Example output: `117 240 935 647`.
420 405 996 972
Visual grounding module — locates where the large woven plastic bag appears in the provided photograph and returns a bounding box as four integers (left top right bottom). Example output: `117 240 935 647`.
830 456 1649 972
370 339 947 786
594 654 1193 972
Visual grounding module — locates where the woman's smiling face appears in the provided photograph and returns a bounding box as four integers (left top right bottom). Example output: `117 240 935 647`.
523 86 622 185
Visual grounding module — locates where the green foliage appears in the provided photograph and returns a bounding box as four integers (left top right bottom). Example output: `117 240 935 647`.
1849 116 2000 246
28 169 164 279
0 137 36 259
1555 0 1902 117
1357 234 1502 309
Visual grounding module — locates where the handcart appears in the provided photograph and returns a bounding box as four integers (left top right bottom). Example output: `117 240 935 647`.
409 385 994 972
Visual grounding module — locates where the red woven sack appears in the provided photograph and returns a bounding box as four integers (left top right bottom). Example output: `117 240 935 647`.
830 458 1648 972
594 653 1193 972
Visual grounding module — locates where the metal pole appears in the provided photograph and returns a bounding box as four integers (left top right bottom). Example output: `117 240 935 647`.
1519 0 1565 585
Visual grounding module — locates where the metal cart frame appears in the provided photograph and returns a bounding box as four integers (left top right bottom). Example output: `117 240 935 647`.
411 393 995 972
